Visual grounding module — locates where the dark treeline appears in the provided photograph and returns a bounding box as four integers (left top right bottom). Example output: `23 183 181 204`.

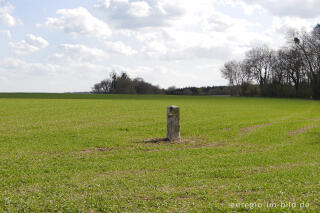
221 25 320 99
92 72 230 95
166 86 229 96
92 72 163 94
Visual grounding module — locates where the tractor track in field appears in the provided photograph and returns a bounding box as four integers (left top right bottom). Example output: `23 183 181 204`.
241 116 320 136
241 123 274 134
287 125 320 136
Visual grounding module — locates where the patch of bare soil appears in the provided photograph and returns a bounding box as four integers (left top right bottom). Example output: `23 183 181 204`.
287 126 319 136
221 127 231 131
174 137 207 145
103 169 151 176
142 136 226 152
143 137 206 146
85 209 101 213
307 118 320 121
195 142 226 148
74 147 113 154
242 123 273 134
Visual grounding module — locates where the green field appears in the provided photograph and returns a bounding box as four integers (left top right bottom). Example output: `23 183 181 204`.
0 94 319 212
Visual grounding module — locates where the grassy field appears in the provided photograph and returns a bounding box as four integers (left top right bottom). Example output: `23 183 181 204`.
0 93 319 212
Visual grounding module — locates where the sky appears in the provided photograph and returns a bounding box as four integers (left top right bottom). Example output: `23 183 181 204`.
1 0 320 92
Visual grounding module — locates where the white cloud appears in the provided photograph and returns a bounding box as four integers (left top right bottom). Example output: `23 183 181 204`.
94 0 185 28
140 35 233 61
44 7 112 38
0 29 11 38
94 0 111 9
142 40 168 58
113 0 129 3
9 34 49 55
112 1 264 61
1 58 58 76
128 1 151 17
0 2 17 27
94 0 128 9
238 0 320 18
25 34 49 48
270 16 320 34
54 43 109 62
104 41 137 56
0 57 113 92
201 9 258 33
123 8 256 61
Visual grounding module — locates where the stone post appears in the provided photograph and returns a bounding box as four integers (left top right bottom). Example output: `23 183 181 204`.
167 105 180 141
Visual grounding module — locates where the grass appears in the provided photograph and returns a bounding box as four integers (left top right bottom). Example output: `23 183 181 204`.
0 93 319 212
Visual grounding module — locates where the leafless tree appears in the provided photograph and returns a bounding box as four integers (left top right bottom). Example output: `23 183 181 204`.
221 25 320 99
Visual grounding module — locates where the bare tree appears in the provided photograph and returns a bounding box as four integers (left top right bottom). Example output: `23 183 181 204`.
220 24 320 99
92 83 103 94
292 28 320 98
245 46 275 90
221 60 252 96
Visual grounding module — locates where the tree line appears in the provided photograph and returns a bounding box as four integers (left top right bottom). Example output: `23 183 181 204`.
92 72 230 95
92 72 163 94
166 86 229 96
221 25 320 99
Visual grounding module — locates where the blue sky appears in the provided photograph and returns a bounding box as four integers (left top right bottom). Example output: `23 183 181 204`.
1 0 320 92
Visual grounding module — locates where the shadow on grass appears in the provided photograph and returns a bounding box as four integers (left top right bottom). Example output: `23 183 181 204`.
143 138 169 143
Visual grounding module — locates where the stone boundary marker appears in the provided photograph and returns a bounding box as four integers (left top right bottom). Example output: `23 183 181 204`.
167 105 180 141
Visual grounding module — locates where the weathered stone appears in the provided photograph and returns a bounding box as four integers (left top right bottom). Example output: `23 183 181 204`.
167 105 180 141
